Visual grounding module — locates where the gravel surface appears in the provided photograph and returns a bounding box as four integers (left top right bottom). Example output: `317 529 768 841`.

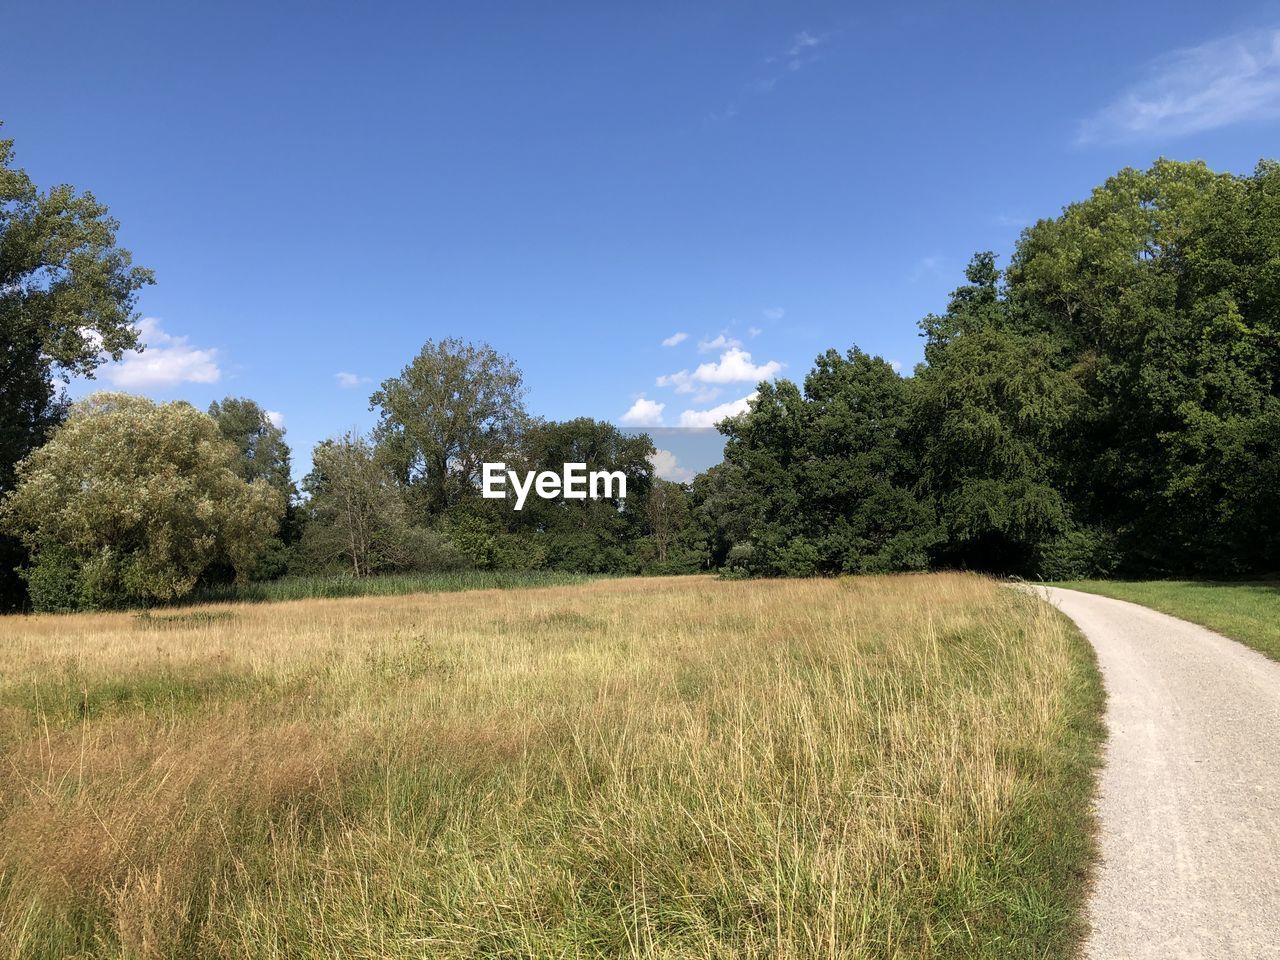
1037 586 1280 959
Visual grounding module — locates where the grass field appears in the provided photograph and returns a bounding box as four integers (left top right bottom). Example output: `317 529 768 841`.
1060 580 1280 660
185 569 602 606
0 574 1102 959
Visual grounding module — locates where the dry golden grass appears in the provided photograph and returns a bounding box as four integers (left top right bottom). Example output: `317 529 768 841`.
0 573 1101 959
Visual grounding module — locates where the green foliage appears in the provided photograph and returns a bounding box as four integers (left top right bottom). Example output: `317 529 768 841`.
208 396 299 579
370 338 527 517
439 514 545 571
912 256 1080 572
720 349 936 576
22 545 81 612
1 393 283 608
6 153 1278 599
710 160 1279 580
1007 159 1280 573
299 432 451 576
508 418 653 573
186 569 593 605
0 126 151 610
1034 526 1121 581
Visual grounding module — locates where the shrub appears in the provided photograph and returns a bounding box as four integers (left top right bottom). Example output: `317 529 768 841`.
23 547 82 612
1035 525 1121 580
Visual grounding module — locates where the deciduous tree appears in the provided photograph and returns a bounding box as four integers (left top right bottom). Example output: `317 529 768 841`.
1 394 281 608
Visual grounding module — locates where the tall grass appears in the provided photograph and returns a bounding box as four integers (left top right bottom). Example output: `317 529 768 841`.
0 574 1102 959
185 569 603 606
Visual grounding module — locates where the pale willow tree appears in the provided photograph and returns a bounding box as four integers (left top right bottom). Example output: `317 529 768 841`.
0 393 282 608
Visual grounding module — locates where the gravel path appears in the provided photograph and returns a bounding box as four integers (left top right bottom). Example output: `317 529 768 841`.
1037 586 1280 959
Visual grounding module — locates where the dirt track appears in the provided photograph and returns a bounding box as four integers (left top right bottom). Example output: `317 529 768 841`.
1038 587 1280 959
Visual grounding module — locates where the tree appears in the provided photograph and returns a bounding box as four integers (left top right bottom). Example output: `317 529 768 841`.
1006 160 1280 572
0 126 153 607
719 349 934 576
0 334 67 608
371 338 527 516
300 432 447 577
0 394 281 608
913 256 1081 573
645 479 690 565
505 418 653 573
208 397 300 574
207 397 293 494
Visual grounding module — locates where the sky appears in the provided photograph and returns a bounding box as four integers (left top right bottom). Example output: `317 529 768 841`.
5 1 1280 479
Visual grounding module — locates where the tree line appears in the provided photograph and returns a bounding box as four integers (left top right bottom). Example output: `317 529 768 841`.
2 120 1277 611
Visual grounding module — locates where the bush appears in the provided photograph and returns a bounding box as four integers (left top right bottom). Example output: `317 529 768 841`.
440 516 545 571
1034 526 1121 580
23 548 82 612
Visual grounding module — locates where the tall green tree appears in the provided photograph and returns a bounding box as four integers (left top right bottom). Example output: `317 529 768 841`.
371 338 527 517
720 349 934 575
506 418 653 573
0 127 154 607
1007 159 1280 572
208 397 300 578
913 255 1082 573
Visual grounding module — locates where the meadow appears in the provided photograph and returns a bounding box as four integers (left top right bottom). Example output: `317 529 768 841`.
0 574 1102 959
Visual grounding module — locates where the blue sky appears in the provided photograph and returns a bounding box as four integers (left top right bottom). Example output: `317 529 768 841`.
5 1 1280 478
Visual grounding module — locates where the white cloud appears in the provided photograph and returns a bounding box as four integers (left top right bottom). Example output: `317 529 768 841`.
658 347 782 394
889 360 903 373
1079 27 1280 143
761 307 785 321
697 333 742 353
678 392 757 428
657 369 697 393
661 331 689 347
620 396 665 426
693 347 782 384
102 318 221 390
266 410 285 428
748 326 763 338
650 449 695 483
335 371 370 388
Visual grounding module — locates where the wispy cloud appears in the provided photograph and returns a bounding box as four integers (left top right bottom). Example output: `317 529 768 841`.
1079 27 1280 143
661 331 689 347
677 392 757 428
761 307 786 321
621 396 665 426
658 347 783 394
102 318 221 390
335 371 370 388
778 30 825 70
713 29 830 120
